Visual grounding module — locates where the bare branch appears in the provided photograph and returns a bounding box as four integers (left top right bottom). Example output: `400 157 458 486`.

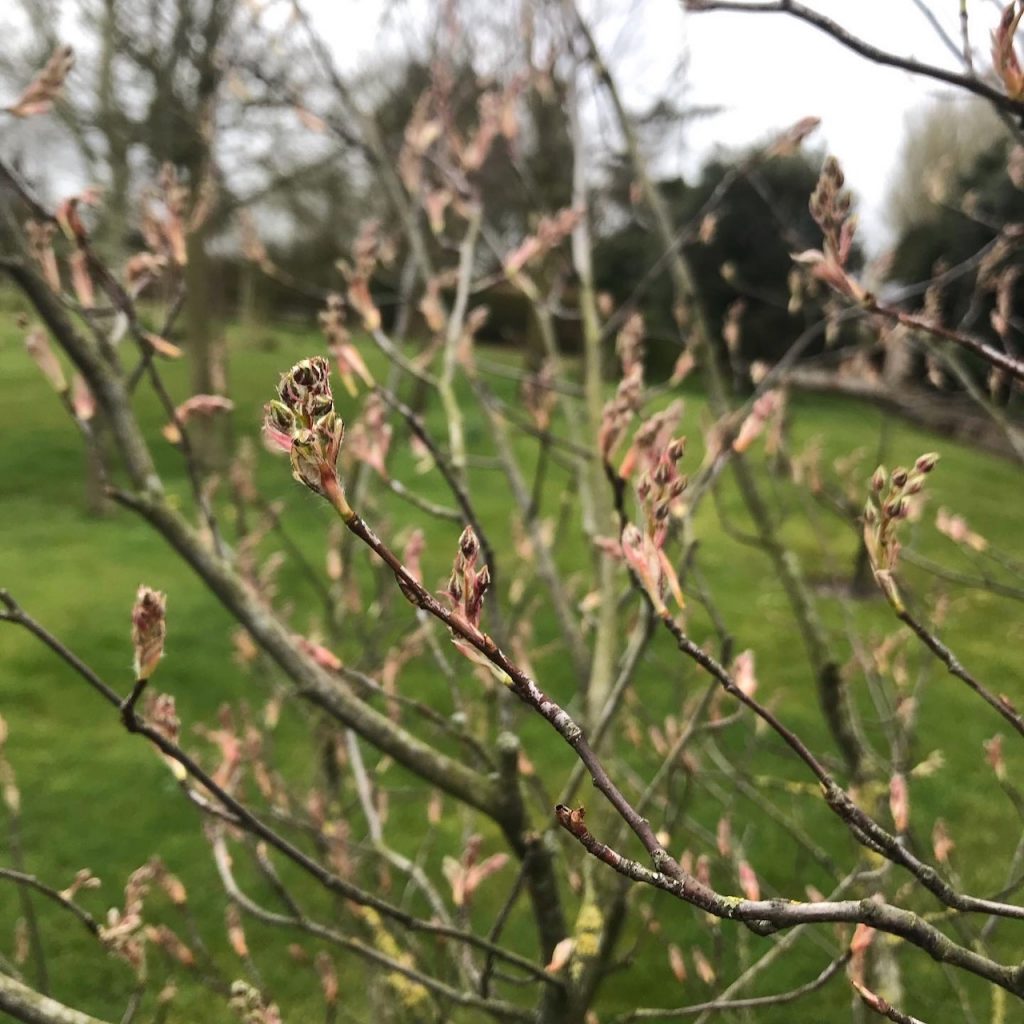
684 1 1024 115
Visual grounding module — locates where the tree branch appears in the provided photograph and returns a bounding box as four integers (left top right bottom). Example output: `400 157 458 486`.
0 972 113 1024
683 1 1024 116
619 951 850 1020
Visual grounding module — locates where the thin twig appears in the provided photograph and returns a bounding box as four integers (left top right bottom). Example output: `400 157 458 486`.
896 605 1024 737
618 951 850 1020
0 867 100 936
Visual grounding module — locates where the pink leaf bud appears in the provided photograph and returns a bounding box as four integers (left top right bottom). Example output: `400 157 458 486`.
131 585 166 680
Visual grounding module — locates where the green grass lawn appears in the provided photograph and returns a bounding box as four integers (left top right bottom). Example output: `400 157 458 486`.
1 298 1022 1022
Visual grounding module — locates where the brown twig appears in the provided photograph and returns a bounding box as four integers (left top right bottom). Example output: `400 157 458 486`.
617 951 850 1020
313 480 1024 997
0 972 113 1024
871 300 1024 385
552 804 1023 997
654 609 1024 921
896 605 1024 738
0 867 100 936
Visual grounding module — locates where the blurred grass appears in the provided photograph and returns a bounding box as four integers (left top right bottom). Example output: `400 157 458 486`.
1 296 1022 1021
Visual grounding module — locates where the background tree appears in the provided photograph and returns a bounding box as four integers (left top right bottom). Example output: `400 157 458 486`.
886 97 1004 239
595 147 857 379
888 129 1024 405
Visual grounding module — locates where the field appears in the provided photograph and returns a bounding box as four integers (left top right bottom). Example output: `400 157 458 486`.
1 302 1022 1022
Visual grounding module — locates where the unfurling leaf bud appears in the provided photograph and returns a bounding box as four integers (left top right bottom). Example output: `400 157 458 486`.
459 525 479 561
984 734 1006 781
884 498 905 519
289 430 323 492
131 585 166 679
466 563 490 621
267 357 348 510
738 860 760 901
652 458 673 487
315 952 339 1006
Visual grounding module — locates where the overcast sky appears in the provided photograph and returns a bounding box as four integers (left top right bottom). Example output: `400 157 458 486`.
313 0 1009 252
7 0 1007 252
680 1 1005 247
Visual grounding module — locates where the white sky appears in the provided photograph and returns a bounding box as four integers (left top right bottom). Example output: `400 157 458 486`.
679 0 1006 248
309 0 1009 253
6 0 1007 253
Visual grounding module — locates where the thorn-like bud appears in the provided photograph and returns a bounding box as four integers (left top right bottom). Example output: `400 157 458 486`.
459 526 479 561
131 585 167 680
891 467 909 488
915 452 940 474
871 466 886 493
475 563 491 593
466 564 490 623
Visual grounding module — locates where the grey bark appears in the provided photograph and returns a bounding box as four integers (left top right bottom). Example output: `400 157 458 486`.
0 973 113 1024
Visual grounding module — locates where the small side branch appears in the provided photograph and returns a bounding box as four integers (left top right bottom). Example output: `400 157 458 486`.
619 951 850 1020
554 805 1024 998
0 867 100 936
897 606 1024 738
